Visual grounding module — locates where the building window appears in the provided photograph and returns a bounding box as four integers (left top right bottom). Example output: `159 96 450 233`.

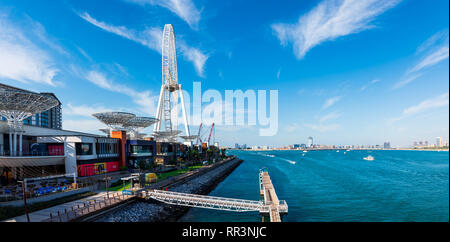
76 143 93 155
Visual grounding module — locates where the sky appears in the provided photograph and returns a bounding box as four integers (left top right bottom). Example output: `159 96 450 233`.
0 0 448 147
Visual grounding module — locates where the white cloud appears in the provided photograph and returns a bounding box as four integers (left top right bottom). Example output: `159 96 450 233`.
322 96 342 109
271 0 400 59
408 45 449 74
178 41 209 77
79 12 162 52
388 92 449 124
126 0 201 29
416 29 449 54
319 112 341 122
403 92 449 116
63 119 106 134
360 79 379 91
85 70 158 115
64 103 114 117
0 14 58 86
394 30 449 89
392 73 422 90
78 12 208 77
276 68 281 80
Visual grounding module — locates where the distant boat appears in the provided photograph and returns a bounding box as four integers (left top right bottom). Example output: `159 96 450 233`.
336 150 340 152
288 160 296 164
302 154 305 156
267 154 275 157
346 149 350 151
363 155 375 161
344 152 347 154
303 150 308 153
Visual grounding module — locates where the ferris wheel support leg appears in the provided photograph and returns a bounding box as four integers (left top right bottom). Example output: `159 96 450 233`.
179 84 190 137
154 85 165 132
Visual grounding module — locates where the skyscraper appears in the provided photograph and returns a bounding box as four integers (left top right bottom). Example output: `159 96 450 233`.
436 137 443 147
307 137 313 147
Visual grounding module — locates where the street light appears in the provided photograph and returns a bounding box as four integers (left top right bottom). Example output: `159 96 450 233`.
103 169 110 199
18 181 30 222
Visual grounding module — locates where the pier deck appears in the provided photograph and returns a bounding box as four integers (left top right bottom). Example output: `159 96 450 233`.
259 170 287 222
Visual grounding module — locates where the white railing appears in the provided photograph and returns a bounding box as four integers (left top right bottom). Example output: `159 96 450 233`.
144 190 264 212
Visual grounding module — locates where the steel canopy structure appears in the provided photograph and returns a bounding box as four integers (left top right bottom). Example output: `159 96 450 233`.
92 112 136 131
0 85 59 156
123 116 158 139
154 24 191 143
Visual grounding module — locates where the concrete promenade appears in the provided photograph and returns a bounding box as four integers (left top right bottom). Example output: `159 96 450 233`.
4 191 131 222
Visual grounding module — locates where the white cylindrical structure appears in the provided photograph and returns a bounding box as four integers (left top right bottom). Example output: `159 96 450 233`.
9 132 12 156
19 132 23 156
13 132 17 157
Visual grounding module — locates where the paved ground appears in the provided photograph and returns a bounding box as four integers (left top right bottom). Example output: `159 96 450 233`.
3 190 122 222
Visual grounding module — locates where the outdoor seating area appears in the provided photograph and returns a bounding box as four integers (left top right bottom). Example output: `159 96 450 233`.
0 178 91 202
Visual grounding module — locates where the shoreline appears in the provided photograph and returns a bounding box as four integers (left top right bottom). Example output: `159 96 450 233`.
237 148 449 152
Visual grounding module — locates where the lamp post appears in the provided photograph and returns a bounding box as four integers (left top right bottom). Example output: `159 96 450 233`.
104 169 110 199
18 181 30 222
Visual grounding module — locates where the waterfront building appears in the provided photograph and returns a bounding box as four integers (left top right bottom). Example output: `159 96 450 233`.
126 139 156 169
436 137 443 147
384 142 390 149
307 137 313 148
0 84 62 130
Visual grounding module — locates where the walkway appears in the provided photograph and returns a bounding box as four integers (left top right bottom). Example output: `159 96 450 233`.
4 191 133 222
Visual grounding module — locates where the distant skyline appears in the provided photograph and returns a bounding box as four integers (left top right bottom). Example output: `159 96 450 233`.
0 0 448 147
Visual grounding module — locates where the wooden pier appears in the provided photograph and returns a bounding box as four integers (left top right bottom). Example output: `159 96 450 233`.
259 169 287 222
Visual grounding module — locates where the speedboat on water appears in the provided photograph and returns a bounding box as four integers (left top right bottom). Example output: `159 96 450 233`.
363 155 375 161
336 150 340 152
303 150 308 153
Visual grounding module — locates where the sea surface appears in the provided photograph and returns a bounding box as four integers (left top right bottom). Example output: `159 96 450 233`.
179 150 449 222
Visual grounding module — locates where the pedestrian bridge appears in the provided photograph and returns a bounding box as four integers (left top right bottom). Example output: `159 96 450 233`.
140 169 288 222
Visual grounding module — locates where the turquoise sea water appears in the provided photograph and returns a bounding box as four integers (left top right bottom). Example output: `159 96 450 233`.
179 150 449 222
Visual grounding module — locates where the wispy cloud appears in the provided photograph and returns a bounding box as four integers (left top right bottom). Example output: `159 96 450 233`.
389 92 449 124
0 14 59 86
403 92 449 116
79 12 161 52
276 68 281 80
78 12 208 77
64 103 114 117
85 70 158 115
394 30 449 89
126 0 201 29
408 45 449 74
392 73 422 90
319 112 341 122
322 96 342 109
271 0 400 59
360 79 379 91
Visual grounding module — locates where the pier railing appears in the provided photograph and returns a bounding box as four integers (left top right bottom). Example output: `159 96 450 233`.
42 192 134 222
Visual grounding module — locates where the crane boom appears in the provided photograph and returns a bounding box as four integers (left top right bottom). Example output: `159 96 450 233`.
196 123 203 145
207 123 215 146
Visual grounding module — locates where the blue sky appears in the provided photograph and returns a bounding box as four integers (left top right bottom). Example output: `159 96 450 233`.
0 0 448 147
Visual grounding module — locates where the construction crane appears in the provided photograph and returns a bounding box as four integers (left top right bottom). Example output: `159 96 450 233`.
196 123 203 145
207 123 215 146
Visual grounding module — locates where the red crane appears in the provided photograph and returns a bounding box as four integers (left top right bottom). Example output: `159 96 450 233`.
207 123 215 146
196 123 203 145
